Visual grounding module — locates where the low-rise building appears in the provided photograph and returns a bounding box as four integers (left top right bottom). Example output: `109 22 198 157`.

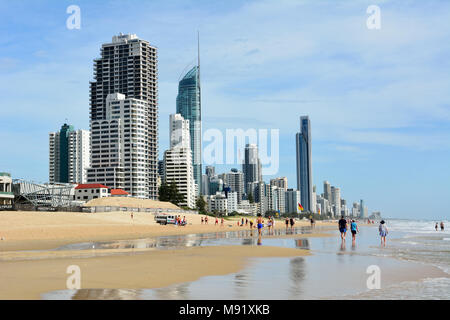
0 172 14 207
74 184 109 202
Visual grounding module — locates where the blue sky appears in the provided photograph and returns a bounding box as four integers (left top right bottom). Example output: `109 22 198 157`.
0 0 449 219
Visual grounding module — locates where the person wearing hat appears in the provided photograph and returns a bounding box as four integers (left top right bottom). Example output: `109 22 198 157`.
379 220 388 246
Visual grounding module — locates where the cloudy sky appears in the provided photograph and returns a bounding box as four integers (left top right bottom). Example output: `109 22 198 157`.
0 0 449 219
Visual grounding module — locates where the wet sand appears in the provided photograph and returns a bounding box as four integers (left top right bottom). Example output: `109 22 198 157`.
0 211 336 251
0 245 309 300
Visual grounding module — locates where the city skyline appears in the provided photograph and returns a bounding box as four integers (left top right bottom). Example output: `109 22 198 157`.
1 1 450 219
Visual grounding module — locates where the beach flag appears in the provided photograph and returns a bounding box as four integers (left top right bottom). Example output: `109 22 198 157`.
298 203 304 211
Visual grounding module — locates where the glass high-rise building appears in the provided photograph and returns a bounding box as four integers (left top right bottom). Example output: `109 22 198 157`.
296 116 313 212
176 65 202 195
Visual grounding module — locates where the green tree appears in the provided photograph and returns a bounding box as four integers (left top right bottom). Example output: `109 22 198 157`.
159 180 184 206
196 196 207 214
248 192 254 204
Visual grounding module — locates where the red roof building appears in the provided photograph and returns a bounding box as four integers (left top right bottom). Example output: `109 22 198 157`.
75 183 108 190
110 189 129 196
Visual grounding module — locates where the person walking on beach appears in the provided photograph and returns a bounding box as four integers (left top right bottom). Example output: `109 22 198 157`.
249 219 254 229
289 217 295 231
215 217 218 226
350 220 359 243
379 220 388 246
285 218 289 231
441 222 445 231
310 217 315 229
267 217 273 234
201 217 204 224
435 223 439 231
205 216 208 225
221 217 224 227
257 214 263 236
338 216 347 241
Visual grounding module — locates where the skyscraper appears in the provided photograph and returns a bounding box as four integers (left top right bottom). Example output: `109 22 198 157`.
89 33 158 199
87 93 151 198
223 168 244 204
242 144 262 194
323 180 331 203
176 38 202 195
163 114 196 208
49 124 90 184
296 116 313 212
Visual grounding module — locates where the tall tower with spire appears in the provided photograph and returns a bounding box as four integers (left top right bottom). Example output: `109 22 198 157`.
176 34 202 195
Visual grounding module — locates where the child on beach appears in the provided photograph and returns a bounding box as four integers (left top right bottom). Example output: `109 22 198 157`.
379 220 388 246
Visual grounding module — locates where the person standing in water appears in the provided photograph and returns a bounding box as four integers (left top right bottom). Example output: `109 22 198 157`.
338 216 347 241
350 219 359 243
435 223 439 231
441 222 445 231
379 220 388 246
257 214 264 236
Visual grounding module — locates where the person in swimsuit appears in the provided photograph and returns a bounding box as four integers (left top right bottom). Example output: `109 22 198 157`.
285 218 289 231
379 220 388 246
205 216 208 224
221 217 224 227
215 217 218 226
257 214 263 236
267 217 272 234
441 221 445 231
201 217 204 224
289 217 295 231
435 222 439 231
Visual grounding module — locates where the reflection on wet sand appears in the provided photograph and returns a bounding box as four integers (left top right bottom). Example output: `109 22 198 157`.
72 288 142 300
288 257 306 297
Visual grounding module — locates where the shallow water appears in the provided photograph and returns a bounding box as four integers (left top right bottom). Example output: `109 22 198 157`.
42 221 450 300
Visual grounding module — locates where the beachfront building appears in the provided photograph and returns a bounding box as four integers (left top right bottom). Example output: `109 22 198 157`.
0 172 14 207
331 186 341 217
242 144 262 194
323 180 331 204
110 188 130 197
74 183 109 201
236 200 258 216
176 61 202 195
206 192 228 215
49 124 90 184
285 188 301 214
89 33 158 199
86 93 151 199
270 177 288 191
163 114 197 209
296 116 313 212
223 169 244 203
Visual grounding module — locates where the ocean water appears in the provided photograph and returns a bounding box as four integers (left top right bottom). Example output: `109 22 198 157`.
42 219 450 300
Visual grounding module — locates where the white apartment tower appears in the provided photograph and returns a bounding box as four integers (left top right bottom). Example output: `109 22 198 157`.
163 114 196 208
89 34 158 199
49 124 90 184
87 93 150 198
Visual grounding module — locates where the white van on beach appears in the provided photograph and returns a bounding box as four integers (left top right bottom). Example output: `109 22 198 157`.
154 214 176 225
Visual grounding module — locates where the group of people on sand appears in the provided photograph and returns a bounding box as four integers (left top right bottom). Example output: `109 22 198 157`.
175 215 187 226
338 215 388 247
435 221 445 231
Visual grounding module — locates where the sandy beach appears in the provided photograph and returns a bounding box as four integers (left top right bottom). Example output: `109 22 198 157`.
0 210 328 299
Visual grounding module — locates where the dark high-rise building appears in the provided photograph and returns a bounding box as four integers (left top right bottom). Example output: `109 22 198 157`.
88 33 158 199
242 144 262 194
296 116 313 212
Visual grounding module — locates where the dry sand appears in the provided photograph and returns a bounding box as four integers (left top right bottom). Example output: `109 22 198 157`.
0 210 329 299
